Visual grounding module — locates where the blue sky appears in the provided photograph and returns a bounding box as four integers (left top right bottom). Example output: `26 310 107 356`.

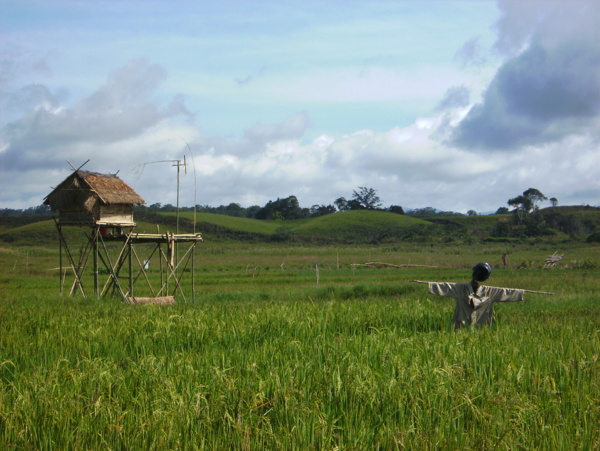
1 0 598 213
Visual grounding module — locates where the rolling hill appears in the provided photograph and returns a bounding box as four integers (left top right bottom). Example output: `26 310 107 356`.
1 206 599 246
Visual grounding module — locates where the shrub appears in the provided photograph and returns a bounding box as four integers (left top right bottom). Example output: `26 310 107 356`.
586 232 600 243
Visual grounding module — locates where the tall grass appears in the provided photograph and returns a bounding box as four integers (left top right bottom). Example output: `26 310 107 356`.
0 243 598 449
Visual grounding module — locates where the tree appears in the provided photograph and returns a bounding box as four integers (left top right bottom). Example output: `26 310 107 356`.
256 196 304 220
388 205 404 215
550 197 558 208
310 204 336 217
409 207 438 217
508 195 533 224
495 207 509 214
351 187 382 210
523 188 547 211
467 210 477 216
334 197 348 211
246 205 261 218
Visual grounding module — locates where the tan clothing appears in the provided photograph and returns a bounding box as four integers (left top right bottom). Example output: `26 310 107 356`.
428 282 524 329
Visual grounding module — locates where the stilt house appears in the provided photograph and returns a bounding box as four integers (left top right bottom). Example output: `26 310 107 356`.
44 170 145 227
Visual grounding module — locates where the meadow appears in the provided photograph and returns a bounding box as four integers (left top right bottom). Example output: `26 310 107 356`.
0 233 599 449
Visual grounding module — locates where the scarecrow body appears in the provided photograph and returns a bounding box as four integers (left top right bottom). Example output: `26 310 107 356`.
428 282 524 329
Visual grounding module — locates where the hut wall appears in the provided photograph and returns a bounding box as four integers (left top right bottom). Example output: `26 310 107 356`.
97 204 135 226
58 209 96 225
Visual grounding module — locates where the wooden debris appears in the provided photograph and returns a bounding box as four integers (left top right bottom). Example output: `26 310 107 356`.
129 296 176 305
544 252 563 269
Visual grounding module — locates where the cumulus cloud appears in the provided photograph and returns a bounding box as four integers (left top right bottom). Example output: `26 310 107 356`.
452 1 600 150
0 59 192 172
0 59 195 207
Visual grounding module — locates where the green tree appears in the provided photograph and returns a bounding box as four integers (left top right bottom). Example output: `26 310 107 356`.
310 204 336 217
256 196 304 220
507 195 533 224
550 197 558 208
523 188 547 211
351 187 382 210
334 197 349 211
388 205 404 214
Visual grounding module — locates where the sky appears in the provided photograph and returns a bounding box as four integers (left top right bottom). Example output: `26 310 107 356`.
1 0 599 214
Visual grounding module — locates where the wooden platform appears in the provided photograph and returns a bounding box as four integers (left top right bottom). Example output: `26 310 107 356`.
104 232 203 243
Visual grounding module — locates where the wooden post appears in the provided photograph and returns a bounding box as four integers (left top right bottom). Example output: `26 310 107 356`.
59 224 63 294
93 227 99 297
128 237 133 299
192 242 196 302
159 242 164 294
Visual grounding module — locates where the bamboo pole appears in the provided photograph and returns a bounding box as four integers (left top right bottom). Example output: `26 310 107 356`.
410 280 554 295
93 227 99 297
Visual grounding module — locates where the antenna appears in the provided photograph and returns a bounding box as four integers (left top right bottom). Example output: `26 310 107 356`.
172 156 187 234
178 139 198 234
131 156 188 233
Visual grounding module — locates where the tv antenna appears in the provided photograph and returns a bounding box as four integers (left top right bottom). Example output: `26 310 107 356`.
131 156 188 233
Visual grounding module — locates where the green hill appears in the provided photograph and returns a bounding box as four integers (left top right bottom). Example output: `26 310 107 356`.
1 206 598 246
171 210 431 243
289 210 430 241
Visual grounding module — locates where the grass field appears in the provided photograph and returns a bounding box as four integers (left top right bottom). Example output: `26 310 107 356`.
0 227 599 448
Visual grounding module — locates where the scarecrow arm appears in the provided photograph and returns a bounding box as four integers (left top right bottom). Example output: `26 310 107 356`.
409 280 554 295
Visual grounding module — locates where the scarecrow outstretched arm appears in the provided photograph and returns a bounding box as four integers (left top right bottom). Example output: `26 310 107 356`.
409 280 554 295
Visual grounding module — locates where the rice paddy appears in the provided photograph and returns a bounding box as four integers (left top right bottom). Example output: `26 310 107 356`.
0 241 598 449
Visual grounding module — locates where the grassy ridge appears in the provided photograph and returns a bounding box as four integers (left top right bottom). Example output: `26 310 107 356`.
2 206 599 245
170 210 431 242
1 211 430 245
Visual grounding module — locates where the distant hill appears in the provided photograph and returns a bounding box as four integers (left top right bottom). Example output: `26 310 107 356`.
1 206 598 246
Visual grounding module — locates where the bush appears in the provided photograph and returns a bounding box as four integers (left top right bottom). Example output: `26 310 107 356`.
568 258 598 269
586 232 600 243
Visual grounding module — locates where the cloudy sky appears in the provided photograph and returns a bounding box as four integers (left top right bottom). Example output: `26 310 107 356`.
1 0 599 213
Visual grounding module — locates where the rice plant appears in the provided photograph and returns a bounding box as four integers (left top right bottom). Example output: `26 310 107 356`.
0 243 598 449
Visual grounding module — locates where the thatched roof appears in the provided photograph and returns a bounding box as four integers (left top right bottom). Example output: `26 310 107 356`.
44 170 145 211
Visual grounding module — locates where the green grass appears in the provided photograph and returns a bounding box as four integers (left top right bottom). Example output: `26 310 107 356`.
0 239 599 449
0 213 599 448
168 210 431 241
290 210 429 238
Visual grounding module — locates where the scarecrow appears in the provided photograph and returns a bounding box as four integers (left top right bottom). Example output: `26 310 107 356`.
412 263 553 329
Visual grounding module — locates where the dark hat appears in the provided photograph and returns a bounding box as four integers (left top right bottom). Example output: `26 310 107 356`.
472 262 492 282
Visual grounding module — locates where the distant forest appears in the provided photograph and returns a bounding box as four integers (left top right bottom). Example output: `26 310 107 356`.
0 199 472 220
1 187 477 219
2 188 585 225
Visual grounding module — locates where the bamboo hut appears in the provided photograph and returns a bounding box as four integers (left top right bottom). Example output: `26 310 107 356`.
45 167 201 303
44 170 145 227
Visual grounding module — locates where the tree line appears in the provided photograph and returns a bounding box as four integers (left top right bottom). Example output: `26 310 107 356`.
132 186 468 220
0 186 558 221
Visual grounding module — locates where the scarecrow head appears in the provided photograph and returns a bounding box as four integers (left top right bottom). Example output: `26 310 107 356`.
472 262 492 282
